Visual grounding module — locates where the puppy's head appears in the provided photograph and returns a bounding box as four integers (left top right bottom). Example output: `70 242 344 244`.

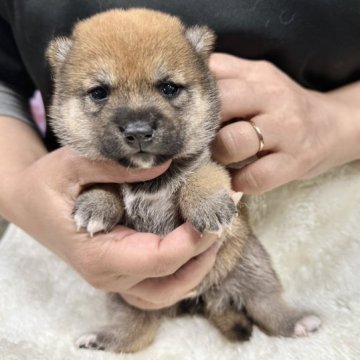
47 9 218 168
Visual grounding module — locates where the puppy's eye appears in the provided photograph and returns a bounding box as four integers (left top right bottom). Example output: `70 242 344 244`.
88 86 109 101
158 82 182 98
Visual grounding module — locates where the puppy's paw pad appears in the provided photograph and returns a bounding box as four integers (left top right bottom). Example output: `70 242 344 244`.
294 315 321 337
76 333 106 351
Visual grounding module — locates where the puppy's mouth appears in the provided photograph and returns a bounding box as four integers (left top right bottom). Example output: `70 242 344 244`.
130 152 156 169
117 151 175 169
101 119 184 168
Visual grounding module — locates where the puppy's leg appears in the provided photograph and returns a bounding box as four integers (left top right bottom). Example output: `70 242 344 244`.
73 184 124 236
76 294 161 353
207 306 253 342
179 162 236 234
237 236 321 337
246 293 321 337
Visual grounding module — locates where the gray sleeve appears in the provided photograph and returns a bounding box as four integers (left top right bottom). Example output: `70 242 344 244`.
0 81 36 128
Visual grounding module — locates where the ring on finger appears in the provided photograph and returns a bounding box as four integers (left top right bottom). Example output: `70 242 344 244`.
248 119 265 153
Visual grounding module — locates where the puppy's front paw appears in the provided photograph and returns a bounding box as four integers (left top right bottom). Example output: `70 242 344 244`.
73 185 123 236
185 191 236 234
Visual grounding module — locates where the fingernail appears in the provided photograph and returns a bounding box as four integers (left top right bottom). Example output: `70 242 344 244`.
211 240 223 253
181 290 198 300
183 222 201 236
204 228 223 239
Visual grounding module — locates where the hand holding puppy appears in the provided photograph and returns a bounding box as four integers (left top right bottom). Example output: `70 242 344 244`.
0 138 219 310
211 53 360 193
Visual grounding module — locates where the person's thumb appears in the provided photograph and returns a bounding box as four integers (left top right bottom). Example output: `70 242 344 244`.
46 146 171 186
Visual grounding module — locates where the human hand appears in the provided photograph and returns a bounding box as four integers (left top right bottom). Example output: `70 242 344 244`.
210 53 360 193
0 146 220 309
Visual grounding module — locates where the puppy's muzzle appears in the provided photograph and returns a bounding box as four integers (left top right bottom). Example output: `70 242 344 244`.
114 107 161 151
120 121 155 150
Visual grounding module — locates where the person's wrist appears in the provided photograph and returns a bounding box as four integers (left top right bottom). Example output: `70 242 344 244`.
322 90 360 167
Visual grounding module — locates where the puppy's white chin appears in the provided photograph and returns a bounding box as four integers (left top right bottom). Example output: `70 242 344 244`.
130 154 155 169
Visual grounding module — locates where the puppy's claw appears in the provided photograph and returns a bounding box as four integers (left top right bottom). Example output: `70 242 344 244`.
74 213 86 232
231 192 243 205
187 191 236 234
86 219 107 236
72 187 124 236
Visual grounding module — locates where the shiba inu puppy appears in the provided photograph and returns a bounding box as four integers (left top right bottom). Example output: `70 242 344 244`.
47 8 321 353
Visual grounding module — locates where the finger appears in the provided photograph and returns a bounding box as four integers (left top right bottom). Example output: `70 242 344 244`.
213 121 260 164
210 53 282 83
123 241 221 309
213 116 277 165
210 53 257 80
97 222 219 278
121 290 197 310
231 153 300 194
48 146 171 186
218 79 269 122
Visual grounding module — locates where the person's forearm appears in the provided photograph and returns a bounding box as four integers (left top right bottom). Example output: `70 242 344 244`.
0 116 47 175
0 116 47 220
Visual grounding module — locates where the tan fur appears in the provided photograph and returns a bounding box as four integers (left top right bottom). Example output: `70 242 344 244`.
179 162 236 234
180 162 232 201
47 9 218 163
77 294 161 352
47 8 321 353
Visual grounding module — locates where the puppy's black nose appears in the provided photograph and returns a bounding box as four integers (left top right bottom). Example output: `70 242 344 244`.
120 121 155 148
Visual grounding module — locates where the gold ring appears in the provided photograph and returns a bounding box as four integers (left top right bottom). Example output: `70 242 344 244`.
248 120 265 153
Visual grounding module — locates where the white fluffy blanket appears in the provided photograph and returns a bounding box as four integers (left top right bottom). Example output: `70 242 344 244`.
1 162 360 360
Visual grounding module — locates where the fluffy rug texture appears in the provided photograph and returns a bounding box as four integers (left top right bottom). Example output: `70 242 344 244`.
1 162 360 360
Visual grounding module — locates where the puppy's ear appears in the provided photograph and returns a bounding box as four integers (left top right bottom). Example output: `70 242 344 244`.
46 37 73 69
185 26 216 59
